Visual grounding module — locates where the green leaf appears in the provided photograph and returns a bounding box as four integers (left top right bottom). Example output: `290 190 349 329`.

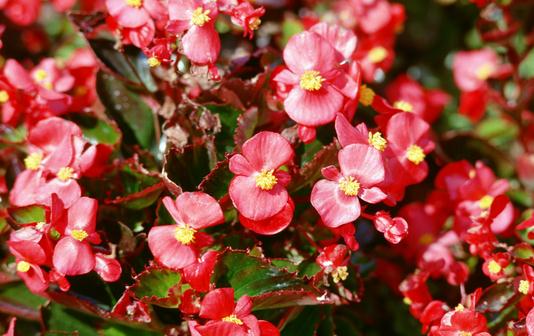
42 303 99 336
96 72 155 149
163 144 211 191
198 159 233 199
131 267 183 308
9 205 46 224
66 112 121 146
519 48 534 79
281 306 326 336
107 182 164 210
216 251 328 310
205 104 242 156
102 324 161 336
0 281 47 316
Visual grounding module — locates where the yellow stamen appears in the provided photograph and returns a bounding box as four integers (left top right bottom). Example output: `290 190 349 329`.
368 132 387 151
71 229 88 242
487 260 502 274
175 225 196 245
191 7 211 27
406 144 425 165
338 176 360 197
478 195 494 210
0 90 9 103
33 69 48 82
299 70 325 91
359 85 375 106
468 169 476 179
16 261 31 273
249 17 261 31
367 47 388 63
459 332 472 336
147 57 161 67
332 266 348 283
126 0 142 8
475 63 493 80
36 222 46 231
24 152 43 170
519 280 530 295
255 169 277 191
394 100 413 112
455 304 464 312
419 233 434 245
57 167 74 181
222 314 243 325
403 297 412 305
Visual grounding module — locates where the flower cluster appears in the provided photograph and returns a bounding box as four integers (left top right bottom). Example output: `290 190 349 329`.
1 0 534 335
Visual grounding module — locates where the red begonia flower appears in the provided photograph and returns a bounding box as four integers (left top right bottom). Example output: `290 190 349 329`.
229 131 293 221
148 192 224 269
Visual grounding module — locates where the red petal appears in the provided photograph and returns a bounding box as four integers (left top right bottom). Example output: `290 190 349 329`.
147 225 197 269
239 199 294 235
339 144 384 187
53 237 95 276
311 179 360 228
199 288 236 320
94 253 122 282
242 131 293 171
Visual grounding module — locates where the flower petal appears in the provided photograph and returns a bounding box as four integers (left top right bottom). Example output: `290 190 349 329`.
338 144 384 187
147 225 197 269
53 237 95 276
311 179 361 228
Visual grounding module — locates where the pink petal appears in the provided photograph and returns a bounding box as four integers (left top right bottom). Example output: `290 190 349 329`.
239 199 294 235
182 250 219 292
283 31 338 75
195 321 247 336
235 296 253 317
284 85 343 127
309 22 357 60
338 144 384 187
67 196 97 233
168 0 196 20
229 154 255 176
182 24 220 65
147 225 197 269
335 114 368 147
359 187 387 204
116 5 150 28
311 179 361 228
173 192 224 229
94 253 122 282
272 68 299 86
19 264 49 293
242 131 293 171
38 178 81 208
53 237 95 276
229 175 288 221
321 165 342 181
199 288 236 320
4 60 34 91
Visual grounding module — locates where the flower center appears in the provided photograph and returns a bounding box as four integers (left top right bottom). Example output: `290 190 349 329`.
487 260 501 274
249 17 261 31
406 144 425 165
359 85 375 106
299 70 325 91
455 304 464 312
419 233 434 245
16 261 31 273
519 280 530 294
33 69 48 82
57 167 74 181
368 132 387 151
0 90 9 103
147 57 161 67
222 314 243 325
175 225 196 245
338 176 360 197
332 266 348 283
126 0 142 8
367 47 387 63
24 152 43 170
36 222 46 231
476 63 493 80
71 229 88 242
478 195 493 210
394 100 413 112
191 7 211 26
255 169 277 191
459 332 472 336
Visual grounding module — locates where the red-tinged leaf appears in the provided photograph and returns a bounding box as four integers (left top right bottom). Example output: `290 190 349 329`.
198 159 233 199
106 181 165 210
233 108 258 150
163 144 211 192
215 250 331 310
476 282 516 313
130 266 184 308
289 141 339 192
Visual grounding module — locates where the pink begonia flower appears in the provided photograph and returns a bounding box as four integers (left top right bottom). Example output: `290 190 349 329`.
9 240 49 293
453 48 499 92
167 0 220 65
229 131 293 221
105 0 166 29
311 144 386 228
52 197 102 276
148 192 224 269
273 30 358 127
